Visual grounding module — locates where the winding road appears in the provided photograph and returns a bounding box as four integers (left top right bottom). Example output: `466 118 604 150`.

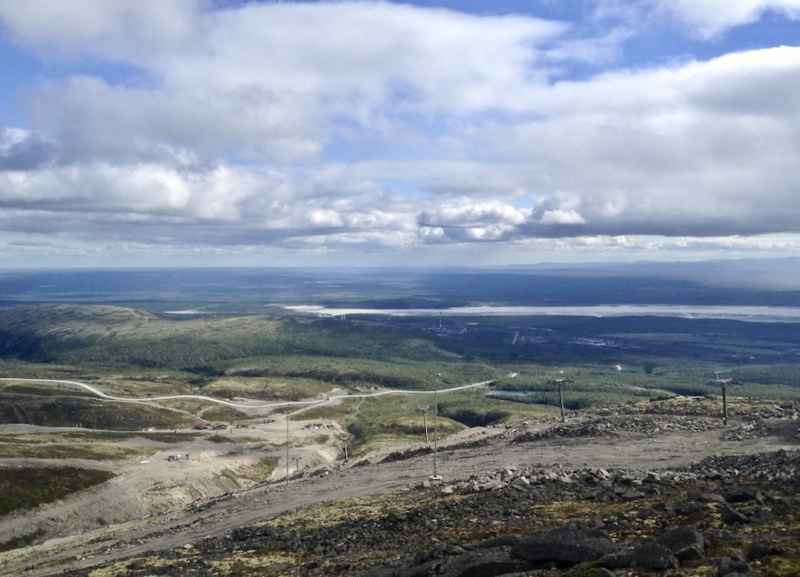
0 377 494 410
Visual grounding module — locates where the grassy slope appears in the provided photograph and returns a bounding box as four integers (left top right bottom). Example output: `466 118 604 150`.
0 305 511 435
0 304 465 372
0 467 115 516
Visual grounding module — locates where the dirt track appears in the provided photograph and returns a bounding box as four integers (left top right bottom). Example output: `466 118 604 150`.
2 401 798 577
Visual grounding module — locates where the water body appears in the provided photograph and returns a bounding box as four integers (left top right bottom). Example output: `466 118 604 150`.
285 304 800 323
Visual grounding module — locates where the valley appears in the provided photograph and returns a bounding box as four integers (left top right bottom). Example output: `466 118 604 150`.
0 266 798 575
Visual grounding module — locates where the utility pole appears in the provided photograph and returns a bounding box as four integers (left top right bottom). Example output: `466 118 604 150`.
433 373 441 478
286 413 290 487
708 372 741 426
340 432 350 461
418 405 430 444
552 374 572 423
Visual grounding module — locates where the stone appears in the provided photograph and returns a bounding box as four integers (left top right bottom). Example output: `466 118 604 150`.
747 542 784 560
632 542 678 570
674 500 707 517
653 526 706 561
717 552 752 576
720 504 749 525
724 486 766 505
437 550 531 577
594 468 611 480
511 529 616 565
597 548 634 569
480 480 506 491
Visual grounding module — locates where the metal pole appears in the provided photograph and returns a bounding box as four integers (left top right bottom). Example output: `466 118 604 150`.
558 382 565 423
433 388 438 477
722 384 728 426
286 414 289 487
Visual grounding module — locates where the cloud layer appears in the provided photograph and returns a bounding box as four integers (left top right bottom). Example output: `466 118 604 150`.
0 0 799 265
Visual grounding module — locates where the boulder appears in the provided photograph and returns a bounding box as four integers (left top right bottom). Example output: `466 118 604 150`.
747 542 785 561
438 550 531 577
723 486 766 505
632 542 678 570
511 529 616 565
717 552 754 576
597 548 634 569
720 504 749 525
653 526 706 561
674 500 707 517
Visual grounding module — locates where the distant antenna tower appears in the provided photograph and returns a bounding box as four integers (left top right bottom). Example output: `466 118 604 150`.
707 371 741 426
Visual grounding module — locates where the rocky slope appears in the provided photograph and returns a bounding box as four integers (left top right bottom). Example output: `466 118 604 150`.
4 396 800 577
62 450 798 577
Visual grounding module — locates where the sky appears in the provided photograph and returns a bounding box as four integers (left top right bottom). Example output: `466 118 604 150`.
0 0 799 268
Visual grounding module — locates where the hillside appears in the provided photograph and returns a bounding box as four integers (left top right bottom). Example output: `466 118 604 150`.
1 303 799 575
0 304 460 369
1 396 798 576
2 303 799 435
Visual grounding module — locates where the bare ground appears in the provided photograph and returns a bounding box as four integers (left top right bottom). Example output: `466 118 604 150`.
1 397 798 577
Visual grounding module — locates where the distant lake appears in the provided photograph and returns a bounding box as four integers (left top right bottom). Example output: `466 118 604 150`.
285 304 800 323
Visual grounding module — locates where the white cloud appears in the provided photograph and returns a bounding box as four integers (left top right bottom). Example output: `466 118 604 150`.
27 75 323 165
540 210 586 225
656 0 800 37
1 1 569 169
0 1 799 264
169 3 565 114
0 0 204 60
595 0 800 37
0 128 59 170
418 199 530 228
481 46 800 238
0 162 262 219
